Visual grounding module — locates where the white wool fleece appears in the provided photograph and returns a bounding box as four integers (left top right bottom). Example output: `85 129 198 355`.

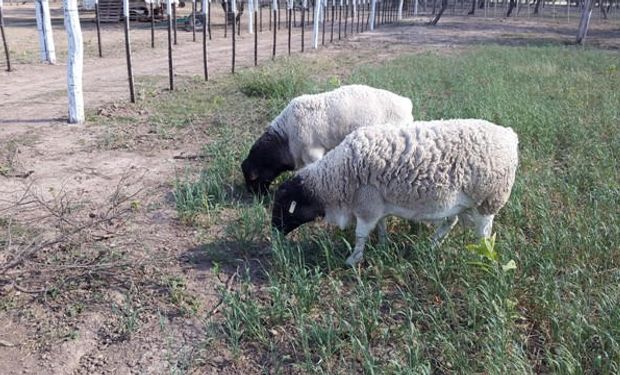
269 84 414 168
296 119 519 265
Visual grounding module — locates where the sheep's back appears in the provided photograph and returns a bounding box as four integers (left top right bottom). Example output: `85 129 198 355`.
304 119 518 213
273 85 414 160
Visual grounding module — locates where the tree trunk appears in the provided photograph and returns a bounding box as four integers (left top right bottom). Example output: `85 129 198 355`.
63 0 84 123
312 0 321 48
35 0 56 63
533 0 541 13
599 0 608 18
429 0 448 24
369 0 376 29
575 0 593 44
468 0 475 14
506 0 516 16
248 0 254 33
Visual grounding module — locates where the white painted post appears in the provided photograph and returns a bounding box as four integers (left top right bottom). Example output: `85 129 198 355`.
369 0 376 29
63 0 84 124
248 0 254 33
312 0 322 47
35 0 56 64
397 0 403 19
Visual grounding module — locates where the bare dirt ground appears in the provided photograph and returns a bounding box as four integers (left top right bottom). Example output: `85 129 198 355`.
0 3 619 373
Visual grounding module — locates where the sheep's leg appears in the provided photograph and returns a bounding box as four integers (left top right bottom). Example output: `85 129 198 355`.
377 217 388 245
347 185 383 265
345 219 377 266
431 216 458 246
472 212 494 238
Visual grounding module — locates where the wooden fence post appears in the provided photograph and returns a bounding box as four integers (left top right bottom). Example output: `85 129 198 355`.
149 0 154 48
192 0 196 41
272 0 277 58
0 0 11 71
208 0 212 39
94 0 102 56
167 0 174 89
330 0 334 41
232 0 236 72
287 0 292 54
254 0 258 65
123 0 136 102
302 0 307 51
339 0 343 40
203 0 209 80
172 1 177 44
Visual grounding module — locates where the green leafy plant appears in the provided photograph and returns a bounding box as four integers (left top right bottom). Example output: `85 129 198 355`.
466 233 517 272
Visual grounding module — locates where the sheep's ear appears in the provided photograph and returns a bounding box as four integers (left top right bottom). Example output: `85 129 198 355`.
288 201 297 214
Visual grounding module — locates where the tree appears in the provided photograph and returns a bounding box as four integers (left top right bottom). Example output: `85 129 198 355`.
35 0 56 64
576 0 594 44
506 0 517 16
429 0 448 24
64 0 84 123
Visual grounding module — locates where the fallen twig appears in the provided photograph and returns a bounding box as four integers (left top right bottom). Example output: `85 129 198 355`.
0 170 34 179
0 339 15 347
11 282 47 294
173 154 205 161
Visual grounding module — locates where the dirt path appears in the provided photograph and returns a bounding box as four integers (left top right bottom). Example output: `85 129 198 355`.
1 5 618 130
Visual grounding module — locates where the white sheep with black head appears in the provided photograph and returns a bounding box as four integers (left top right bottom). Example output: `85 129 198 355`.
272 119 519 266
241 84 414 194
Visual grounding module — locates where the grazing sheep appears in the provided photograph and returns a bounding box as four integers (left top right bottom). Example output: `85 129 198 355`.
241 85 413 194
272 119 519 266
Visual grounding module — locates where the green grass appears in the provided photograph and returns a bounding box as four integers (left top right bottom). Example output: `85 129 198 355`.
154 46 620 372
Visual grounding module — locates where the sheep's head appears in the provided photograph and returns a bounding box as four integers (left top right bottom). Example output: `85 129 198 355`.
241 131 294 195
272 176 324 235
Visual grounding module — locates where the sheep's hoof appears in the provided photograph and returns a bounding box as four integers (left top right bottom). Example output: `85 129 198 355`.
345 252 363 267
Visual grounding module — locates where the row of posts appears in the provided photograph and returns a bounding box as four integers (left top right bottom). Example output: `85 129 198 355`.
114 0 403 103
1 0 617 124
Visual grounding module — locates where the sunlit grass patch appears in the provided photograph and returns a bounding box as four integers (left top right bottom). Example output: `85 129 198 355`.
164 45 620 372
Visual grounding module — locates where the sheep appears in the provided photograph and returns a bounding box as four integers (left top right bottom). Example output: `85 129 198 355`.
241 85 414 194
272 119 519 266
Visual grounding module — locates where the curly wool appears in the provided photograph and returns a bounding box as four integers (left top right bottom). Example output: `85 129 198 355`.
299 119 519 218
269 84 414 168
